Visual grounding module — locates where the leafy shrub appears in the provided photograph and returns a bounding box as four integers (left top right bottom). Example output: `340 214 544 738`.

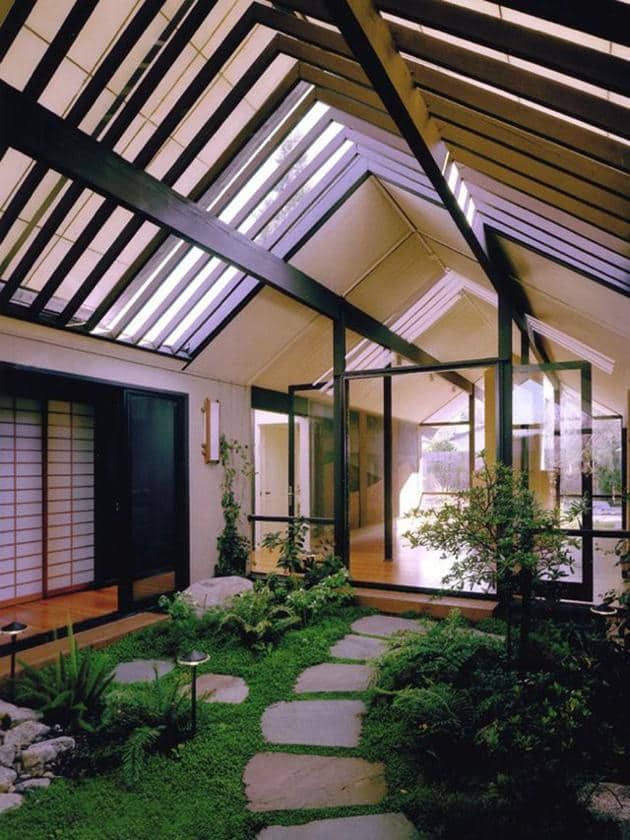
17 625 114 733
285 568 355 624
218 588 301 652
104 673 192 787
302 553 346 588
260 517 310 574
373 612 630 837
216 436 252 577
158 591 196 622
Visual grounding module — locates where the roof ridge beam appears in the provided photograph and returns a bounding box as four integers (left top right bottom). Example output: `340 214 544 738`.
322 0 535 333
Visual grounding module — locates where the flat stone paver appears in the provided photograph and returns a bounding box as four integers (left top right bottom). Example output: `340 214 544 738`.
329 634 386 661
113 659 174 684
182 673 248 704
295 663 374 694
244 753 386 811
351 615 426 638
257 812 420 839
262 700 366 747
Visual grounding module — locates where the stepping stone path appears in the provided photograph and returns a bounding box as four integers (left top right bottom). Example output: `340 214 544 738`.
257 812 419 839
295 663 373 693
245 753 386 811
246 613 422 839
113 658 174 684
182 673 249 704
350 615 427 638
329 634 386 661
262 700 365 747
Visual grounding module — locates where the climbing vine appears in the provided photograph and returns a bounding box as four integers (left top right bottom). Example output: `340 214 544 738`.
215 435 253 577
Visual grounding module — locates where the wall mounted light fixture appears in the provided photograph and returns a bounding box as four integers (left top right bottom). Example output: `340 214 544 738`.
201 398 220 463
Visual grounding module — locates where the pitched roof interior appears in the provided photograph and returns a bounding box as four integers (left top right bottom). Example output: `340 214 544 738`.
0 0 628 419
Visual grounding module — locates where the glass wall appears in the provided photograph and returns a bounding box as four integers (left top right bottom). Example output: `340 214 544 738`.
347 366 489 592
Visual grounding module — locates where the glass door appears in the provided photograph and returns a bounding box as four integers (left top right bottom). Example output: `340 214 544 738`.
513 361 593 601
121 390 187 608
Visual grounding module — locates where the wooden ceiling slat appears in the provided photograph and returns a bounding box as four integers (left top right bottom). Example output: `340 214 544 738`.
0 0 37 63
496 0 630 48
0 0 219 310
403 36 628 141
0 0 168 252
453 144 629 241
381 0 629 97
438 123 629 222
22 0 99 101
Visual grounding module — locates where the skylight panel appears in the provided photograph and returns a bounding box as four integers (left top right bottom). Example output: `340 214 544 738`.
141 257 224 345
94 242 184 333
206 85 313 210
215 101 330 224
237 122 343 236
162 265 240 350
254 140 355 246
119 246 208 340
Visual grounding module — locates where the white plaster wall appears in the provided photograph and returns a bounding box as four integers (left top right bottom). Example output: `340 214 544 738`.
0 318 251 585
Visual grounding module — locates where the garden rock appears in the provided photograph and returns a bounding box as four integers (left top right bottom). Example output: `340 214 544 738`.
0 746 15 768
182 673 249 704
0 793 22 814
294 663 374 693
329 634 387 661
244 752 386 811
21 736 75 775
4 721 50 752
14 777 51 794
113 658 174 684
586 783 630 839
0 700 41 727
183 575 253 617
351 615 426 638
257 812 420 839
0 767 16 793
262 700 366 748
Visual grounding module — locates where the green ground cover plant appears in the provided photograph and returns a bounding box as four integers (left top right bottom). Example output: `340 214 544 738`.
2 602 395 840
367 611 628 839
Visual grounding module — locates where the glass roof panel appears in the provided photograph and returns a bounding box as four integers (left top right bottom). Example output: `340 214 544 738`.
217 101 330 225
162 264 241 349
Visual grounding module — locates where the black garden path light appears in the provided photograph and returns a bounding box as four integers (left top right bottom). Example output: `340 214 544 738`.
1 621 29 700
590 601 618 617
177 650 209 736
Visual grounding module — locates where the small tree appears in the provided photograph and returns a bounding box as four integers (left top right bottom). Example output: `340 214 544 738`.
215 436 253 577
403 458 581 666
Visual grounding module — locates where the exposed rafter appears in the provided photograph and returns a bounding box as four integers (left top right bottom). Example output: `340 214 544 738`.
322 0 530 332
0 80 470 390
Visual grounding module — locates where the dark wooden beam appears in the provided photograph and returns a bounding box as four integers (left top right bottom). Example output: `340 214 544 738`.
262 4 629 167
495 0 630 48
380 0 628 97
0 80 469 387
322 0 525 323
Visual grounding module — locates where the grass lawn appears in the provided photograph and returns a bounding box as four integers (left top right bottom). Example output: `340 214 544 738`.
1 605 411 840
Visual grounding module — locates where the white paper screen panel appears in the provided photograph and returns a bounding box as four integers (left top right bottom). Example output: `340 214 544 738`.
46 401 95 593
0 397 44 603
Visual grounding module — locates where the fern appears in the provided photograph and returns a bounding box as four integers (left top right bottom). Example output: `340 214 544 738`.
121 725 163 787
17 623 115 732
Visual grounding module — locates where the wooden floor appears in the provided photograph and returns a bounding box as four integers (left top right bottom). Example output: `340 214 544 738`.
0 611 166 678
252 521 488 593
0 586 119 642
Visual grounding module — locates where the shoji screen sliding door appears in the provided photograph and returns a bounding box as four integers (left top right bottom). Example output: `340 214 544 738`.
0 397 96 605
0 397 44 603
46 401 95 593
